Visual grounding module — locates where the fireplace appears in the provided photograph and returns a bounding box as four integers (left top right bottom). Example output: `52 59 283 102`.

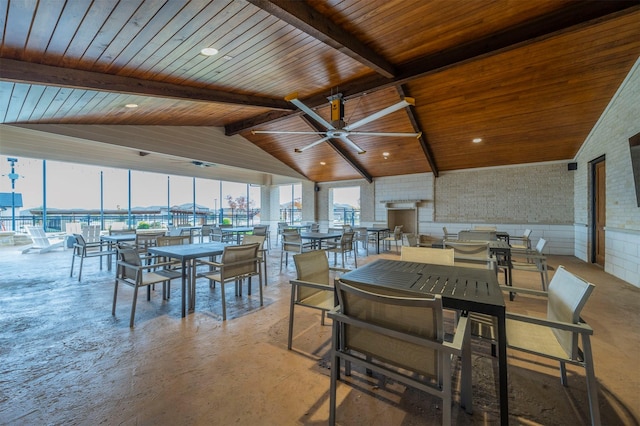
382 200 426 235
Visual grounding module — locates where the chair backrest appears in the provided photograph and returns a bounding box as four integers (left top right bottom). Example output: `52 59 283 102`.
401 246 455 265
458 230 497 241
116 246 142 280
444 241 493 269
66 223 82 235
523 229 532 239
220 243 259 278
341 231 355 249
135 232 164 251
167 226 182 236
156 235 191 246
353 227 368 241
534 238 547 253
73 233 86 250
82 224 102 243
335 279 444 379
473 225 497 231
201 225 213 237
242 234 266 251
404 233 418 247
110 228 135 235
309 223 320 232
252 225 268 236
282 232 302 252
293 250 332 301
26 226 51 246
546 266 595 358
392 225 403 236
210 227 224 242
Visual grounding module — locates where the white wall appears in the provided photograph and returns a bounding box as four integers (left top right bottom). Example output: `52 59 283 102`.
574 58 640 287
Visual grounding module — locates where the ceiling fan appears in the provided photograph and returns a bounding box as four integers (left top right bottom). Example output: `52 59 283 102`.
191 160 215 168
252 92 421 154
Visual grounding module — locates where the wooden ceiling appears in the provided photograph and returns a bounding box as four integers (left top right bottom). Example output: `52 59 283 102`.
1 0 639 183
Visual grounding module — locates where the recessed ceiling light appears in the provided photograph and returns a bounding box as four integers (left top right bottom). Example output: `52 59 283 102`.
200 47 219 56
320 161 326 165
382 152 390 156
125 103 138 108
472 138 483 143
222 55 233 60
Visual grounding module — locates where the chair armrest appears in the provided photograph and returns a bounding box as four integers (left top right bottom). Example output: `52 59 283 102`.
499 285 548 297
329 266 351 273
506 312 594 335
329 311 465 356
443 315 469 353
197 259 224 268
289 279 334 292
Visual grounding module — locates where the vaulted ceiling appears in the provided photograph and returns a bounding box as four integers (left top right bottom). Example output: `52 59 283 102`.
1 0 639 184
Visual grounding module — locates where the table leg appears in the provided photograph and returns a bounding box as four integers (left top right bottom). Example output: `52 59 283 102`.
497 312 509 425
189 259 196 312
181 259 187 318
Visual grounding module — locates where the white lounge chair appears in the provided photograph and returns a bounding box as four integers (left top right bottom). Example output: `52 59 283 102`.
22 226 65 254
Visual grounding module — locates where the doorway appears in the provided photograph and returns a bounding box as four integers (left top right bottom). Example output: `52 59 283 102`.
591 157 606 266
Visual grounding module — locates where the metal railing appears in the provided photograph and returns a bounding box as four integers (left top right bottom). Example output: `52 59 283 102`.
1 208 261 233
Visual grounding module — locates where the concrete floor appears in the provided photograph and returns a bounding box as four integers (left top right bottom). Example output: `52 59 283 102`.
0 241 638 425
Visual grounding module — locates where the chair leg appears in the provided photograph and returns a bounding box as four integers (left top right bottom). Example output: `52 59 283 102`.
221 281 227 321
582 335 601 426
288 286 296 350
70 254 76 277
329 324 340 426
112 280 119 315
78 256 85 282
130 285 139 328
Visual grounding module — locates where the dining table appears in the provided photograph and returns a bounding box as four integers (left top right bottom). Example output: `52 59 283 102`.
223 226 253 244
366 227 390 254
100 233 137 269
148 242 228 318
340 259 509 425
299 231 342 249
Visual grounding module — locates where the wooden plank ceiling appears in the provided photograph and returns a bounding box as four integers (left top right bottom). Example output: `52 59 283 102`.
1 0 639 183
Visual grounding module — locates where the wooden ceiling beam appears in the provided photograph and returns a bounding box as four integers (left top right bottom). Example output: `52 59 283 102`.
396 85 438 177
247 0 395 78
0 58 294 111
226 1 639 134
300 116 373 183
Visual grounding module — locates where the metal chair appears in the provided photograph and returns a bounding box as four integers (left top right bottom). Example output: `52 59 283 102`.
382 225 403 253
510 238 549 290
70 233 116 281
288 250 348 350
325 231 357 268
112 245 178 327
505 266 600 425
280 232 311 271
199 243 262 321
252 225 270 250
242 234 268 286
400 246 454 265
329 280 472 425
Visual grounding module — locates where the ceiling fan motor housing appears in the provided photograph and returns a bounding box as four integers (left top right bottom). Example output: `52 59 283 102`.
329 93 345 128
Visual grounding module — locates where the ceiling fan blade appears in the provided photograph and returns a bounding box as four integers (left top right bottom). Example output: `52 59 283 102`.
343 97 415 131
294 136 331 153
348 131 422 138
285 92 335 130
339 135 366 154
251 130 325 135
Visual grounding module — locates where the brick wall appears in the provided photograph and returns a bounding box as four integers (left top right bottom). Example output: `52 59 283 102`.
574 58 640 287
